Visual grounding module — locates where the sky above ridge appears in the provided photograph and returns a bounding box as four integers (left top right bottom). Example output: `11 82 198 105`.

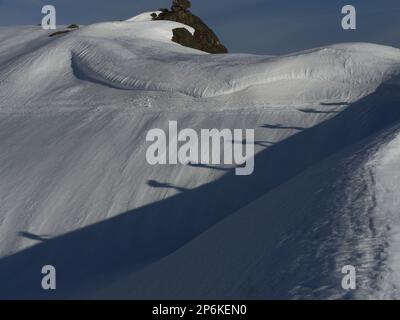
1 0 399 54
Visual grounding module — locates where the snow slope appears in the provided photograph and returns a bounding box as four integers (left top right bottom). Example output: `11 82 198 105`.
0 12 400 299
96 101 400 300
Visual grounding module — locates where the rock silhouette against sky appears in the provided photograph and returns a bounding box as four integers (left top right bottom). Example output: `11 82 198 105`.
154 0 228 54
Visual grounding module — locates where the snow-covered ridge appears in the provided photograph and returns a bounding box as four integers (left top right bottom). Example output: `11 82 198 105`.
125 11 162 22
1 13 400 299
71 40 400 99
0 13 400 108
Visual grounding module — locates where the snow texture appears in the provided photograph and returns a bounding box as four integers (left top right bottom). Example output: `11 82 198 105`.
0 13 400 299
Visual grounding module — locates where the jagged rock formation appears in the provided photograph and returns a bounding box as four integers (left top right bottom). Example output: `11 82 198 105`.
154 0 228 54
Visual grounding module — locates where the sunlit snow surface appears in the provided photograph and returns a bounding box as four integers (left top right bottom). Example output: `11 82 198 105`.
0 12 400 299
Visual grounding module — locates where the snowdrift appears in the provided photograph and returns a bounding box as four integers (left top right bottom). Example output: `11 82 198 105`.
0 12 400 299
1 14 399 108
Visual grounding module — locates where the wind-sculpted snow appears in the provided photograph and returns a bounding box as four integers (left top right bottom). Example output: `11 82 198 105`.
0 18 400 107
70 39 400 99
1 13 400 299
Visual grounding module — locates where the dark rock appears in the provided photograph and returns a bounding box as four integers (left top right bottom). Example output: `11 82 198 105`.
172 28 195 48
67 24 79 29
48 30 71 37
154 0 228 54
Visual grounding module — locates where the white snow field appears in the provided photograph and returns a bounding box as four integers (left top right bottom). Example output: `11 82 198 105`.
0 12 400 299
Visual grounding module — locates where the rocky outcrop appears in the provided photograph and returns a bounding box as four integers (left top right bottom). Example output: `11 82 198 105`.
154 0 228 54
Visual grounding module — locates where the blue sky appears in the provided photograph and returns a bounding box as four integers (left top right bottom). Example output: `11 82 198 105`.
1 0 399 54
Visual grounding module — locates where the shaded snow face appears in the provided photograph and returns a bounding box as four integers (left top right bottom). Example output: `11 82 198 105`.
364 130 400 299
